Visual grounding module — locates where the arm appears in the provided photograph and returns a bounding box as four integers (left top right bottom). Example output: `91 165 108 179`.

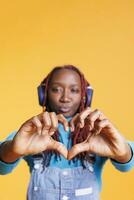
0 112 69 175
68 108 134 171
0 131 22 175
111 141 134 172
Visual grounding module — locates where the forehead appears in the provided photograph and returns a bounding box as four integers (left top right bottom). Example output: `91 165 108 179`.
49 69 81 86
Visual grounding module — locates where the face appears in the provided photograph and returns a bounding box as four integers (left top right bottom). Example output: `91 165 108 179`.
47 69 82 117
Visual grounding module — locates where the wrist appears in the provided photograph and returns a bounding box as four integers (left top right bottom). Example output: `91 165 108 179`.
0 140 22 163
112 144 132 163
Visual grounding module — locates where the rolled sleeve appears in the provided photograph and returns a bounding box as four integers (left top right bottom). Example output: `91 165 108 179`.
111 141 134 172
0 157 21 175
0 131 21 175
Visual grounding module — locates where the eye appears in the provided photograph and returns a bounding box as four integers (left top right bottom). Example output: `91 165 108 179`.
51 87 63 93
71 88 80 93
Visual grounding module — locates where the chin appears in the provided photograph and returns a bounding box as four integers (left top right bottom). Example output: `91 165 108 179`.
54 109 77 118
62 112 77 118
62 113 72 117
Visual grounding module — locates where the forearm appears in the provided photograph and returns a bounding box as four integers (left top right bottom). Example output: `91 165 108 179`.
0 140 21 163
111 142 134 172
112 143 132 163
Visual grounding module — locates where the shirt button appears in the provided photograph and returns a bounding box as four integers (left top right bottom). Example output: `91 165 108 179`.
34 186 38 191
34 163 40 169
62 195 69 200
89 165 94 172
62 171 68 176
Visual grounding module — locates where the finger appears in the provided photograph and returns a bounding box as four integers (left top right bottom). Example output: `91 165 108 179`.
87 109 105 130
41 112 51 135
31 116 43 135
49 112 58 135
49 140 68 159
94 119 116 138
79 107 91 128
67 142 90 160
69 113 79 132
57 114 69 132
92 119 110 135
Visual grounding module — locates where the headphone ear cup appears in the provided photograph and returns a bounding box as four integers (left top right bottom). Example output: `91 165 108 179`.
37 85 46 106
86 86 93 107
37 85 93 107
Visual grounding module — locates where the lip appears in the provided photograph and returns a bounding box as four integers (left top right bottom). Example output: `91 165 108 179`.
58 107 71 113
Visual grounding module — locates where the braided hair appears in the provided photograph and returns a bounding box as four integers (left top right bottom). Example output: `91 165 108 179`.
37 65 95 168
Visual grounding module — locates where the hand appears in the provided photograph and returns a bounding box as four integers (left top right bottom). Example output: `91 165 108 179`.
68 108 132 163
11 112 69 158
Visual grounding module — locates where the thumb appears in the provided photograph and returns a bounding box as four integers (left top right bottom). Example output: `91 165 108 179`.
67 142 89 160
69 113 79 132
57 114 69 132
48 140 68 159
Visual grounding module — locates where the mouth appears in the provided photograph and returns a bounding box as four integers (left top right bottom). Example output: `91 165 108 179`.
58 107 71 113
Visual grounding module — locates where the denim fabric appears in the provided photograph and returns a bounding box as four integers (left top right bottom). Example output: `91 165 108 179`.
27 157 100 200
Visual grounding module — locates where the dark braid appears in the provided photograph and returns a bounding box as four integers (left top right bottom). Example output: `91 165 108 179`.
38 65 95 168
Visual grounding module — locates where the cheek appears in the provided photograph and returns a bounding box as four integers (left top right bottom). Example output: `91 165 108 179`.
73 95 81 107
69 98 81 116
47 93 60 107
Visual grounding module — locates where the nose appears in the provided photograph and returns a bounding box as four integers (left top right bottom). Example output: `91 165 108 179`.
60 89 71 103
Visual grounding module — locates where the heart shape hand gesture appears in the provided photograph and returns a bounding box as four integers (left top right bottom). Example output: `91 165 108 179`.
12 109 131 163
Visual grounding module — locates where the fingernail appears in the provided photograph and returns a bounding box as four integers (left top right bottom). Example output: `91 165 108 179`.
89 125 92 131
38 129 42 135
70 127 74 132
65 126 69 132
96 128 101 135
94 129 99 135
80 123 84 128
50 131 55 135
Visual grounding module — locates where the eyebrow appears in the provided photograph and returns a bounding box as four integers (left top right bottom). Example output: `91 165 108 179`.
51 82 80 87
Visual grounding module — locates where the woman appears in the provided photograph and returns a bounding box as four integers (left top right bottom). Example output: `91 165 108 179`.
0 65 134 200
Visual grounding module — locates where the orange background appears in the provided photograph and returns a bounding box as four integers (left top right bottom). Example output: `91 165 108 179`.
0 0 134 199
